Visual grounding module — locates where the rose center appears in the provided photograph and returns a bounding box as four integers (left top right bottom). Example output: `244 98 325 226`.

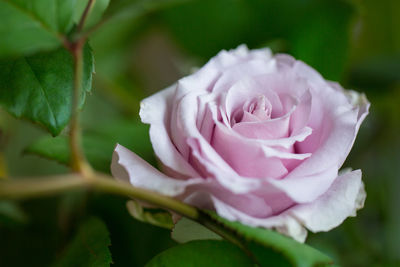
248 95 272 120
232 95 272 125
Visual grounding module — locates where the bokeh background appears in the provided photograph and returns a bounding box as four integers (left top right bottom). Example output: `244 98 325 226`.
1 0 399 266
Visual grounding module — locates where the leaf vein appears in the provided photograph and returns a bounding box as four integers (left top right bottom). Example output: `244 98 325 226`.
2 0 63 42
23 58 59 130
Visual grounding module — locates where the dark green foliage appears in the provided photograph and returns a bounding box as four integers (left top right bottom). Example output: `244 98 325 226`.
0 0 110 57
53 217 112 267
171 214 333 266
205 213 333 267
0 44 93 136
0 0 65 57
146 240 254 267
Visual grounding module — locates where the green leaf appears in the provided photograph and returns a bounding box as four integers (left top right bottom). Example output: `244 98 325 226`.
145 240 254 267
0 0 60 57
206 212 333 267
57 0 79 33
0 0 76 57
126 200 174 229
53 217 112 267
0 44 94 136
25 121 155 172
172 217 221 243
0 0 112 57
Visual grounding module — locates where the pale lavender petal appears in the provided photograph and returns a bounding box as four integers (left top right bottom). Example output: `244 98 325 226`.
140 85 199 178
289 89 312 133
213 105 311 177
262 146 311 160
176 45 272 97
223 78 282 124
187 137 263 193
212 122 289 178
232 95 296 140
211 196 308 243
212 57 277 95
111 144 202 196
338 89 370 167
186 181 274 218
165 87 266 193
291 59 329 89
269 164 340 203
273 91 360 203
252 71 310 102
290 170 366 232
197 94 217 143
211 45 272 69
233 114 290 139
221 112 313 149
327 82 370 129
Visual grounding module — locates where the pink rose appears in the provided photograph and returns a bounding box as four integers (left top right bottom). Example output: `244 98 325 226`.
111 45 369 242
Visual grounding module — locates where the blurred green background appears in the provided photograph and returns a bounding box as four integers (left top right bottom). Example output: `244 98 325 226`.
0 0 399 266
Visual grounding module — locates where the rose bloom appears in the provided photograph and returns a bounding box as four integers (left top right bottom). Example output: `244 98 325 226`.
111 45 369 242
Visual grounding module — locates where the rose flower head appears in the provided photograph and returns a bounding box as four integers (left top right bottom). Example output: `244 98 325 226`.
111 45 369 242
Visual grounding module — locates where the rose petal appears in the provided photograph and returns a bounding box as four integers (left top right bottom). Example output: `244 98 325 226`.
213 104 312 176
111 144 202 196
218 102 313 149
140 85 199 178
233 116 290 140
224 78 282 125
176 45 272 97
272 89 360 203
187 138 263 193
262 146 311 160
167 87 267 193
232 95 296 140
212 57 277 96
184 181 274 218
212 123 289 178
197 94 217 143
289 89 312 134
252 70 310 103
211 196 308 243
212 45 272 70
170 91 198 160
334 87 370 167
290 170 366 232
208 170 364 241
290 58 329 89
